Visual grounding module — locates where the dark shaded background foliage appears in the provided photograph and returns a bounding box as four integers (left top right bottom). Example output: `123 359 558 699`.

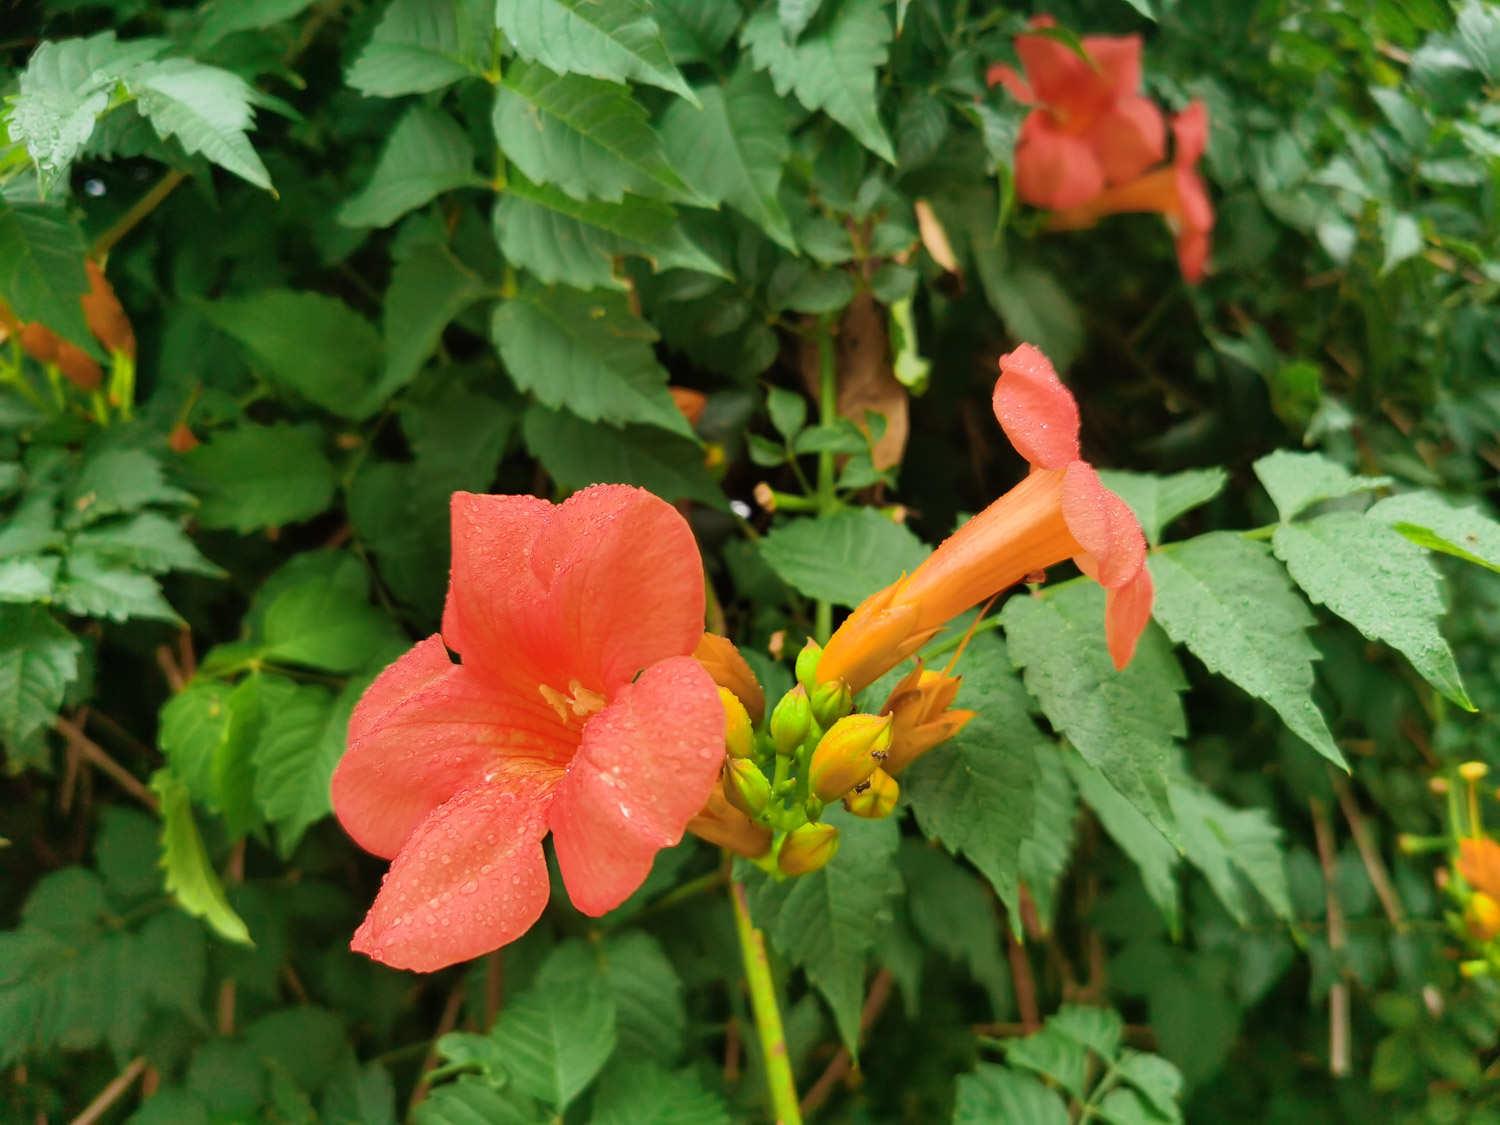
1 0 1498 1121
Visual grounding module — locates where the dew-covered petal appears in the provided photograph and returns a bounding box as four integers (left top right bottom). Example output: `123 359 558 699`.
332 635 572 860
550 656 723 915
1061 462 1147 589
993 343 1082 469
351 782 551 972
1105 565 1155 670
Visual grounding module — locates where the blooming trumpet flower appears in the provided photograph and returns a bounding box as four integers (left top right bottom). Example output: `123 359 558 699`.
881 664 977 775
816 344 1154 694
695 632 765 724
988 16 1166 210
778 822 840 876
1048 102 1214 283
845 768 900 819
332 486 723 972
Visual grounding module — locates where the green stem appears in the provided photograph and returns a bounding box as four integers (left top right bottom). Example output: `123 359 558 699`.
813 314 839 643
730 881 802 1125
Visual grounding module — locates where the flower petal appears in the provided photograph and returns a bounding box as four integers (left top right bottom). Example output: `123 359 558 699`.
1060 462 1147 589
550 656 723 916
1015 25 1098 113
351 783 551 972
333 635 572 860
1460 838 1500 900
533 485 707 694
1175 225 1211 284
993 344 1081 470
1082 34 1143 98
986 62 1035 103
1105 565 1154 670
1014 117 1107 210
1083 94 1166 185
1173 101 1210 169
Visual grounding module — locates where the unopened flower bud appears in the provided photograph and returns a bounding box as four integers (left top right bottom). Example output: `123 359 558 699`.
1468 892 1500 941
725 758 772 818
810 679 853 727
770 686 812 756
844 768 899 818
1429 777 1451 796
778 822 839 876
809 713 893 802
1461 761 1491 783
719 688 754 760
795 639 823 691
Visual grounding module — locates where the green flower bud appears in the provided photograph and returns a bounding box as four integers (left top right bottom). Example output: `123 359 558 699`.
810 679 853 727
769 685 813 756
725 758 772 818
778 822 840 876
808 713 893 802
844 768 899 819
795 638 824 692
719 687 754 760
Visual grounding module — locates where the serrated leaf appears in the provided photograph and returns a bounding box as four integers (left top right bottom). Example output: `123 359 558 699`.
898 843 1008 1006
654 0 740 65
159 678 236 810
660 68 796 249
487 976 616 1111
493 282 688 435
1252 450 1389 522
181 423 337 531
132 59 272 190
589 1060 731 1125
1065 755 1180 934
153 770 253 944
0 605 80 757
779 0 826 39
346 0 492 96
250 679 349 857
0 199 94 351
495 62 693 204
759 507 927 606
259 552 403 673
1171 778 1291 924
741 0 894 162
496 0 694 100
321 1058 398 1125
193 0 319 49
66 447 194 528
1367 491 1500 573
751 810 901 1051
522 405 724 508
1050 1004 1124 1060
55 551 179 623
492 173 726 290
1002 582 1185 844
1458 0 1500 80
0 556 59 603
904 632 1046 921
1113 1051 1183 1121
412 1078 545 1125
1097 469 1228 546
1149 533 1342 767
374 242 487 407
975 257 1083 371
204 290 382 417
1015 741 1076 930
954 1064 1069 1125
1274 512 1473 710
74 512 222 576
1006 1025 1091 1097
339 107 483 229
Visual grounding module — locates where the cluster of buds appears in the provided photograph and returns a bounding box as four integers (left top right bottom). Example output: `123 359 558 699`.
1404 761 1500 975
690 634 974 880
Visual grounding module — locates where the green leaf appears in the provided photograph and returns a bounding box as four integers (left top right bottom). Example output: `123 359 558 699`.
1097 469 1228 546
493 282 689 435
259 553 404 673
1367 491 1500 573
741 0 895 162
496 0 694 100
758 507 927 607
779 0 826 39
1273 512 1474 710
659 68 797 250
1015 740 1076 931
193 0 319 49
1457 0 1500 81
0 556 59 603
492 173 726 290
1379 209 1422 274
73 512 222 576
203 290 382 418
495 62 694 204
55 552 179 623
766 385 808 440
1005 1025 1091 1098
152 770 253 945
321 1058 398 1125
589 1060 731 1125
0 200 93 352
412 1079 544 1125
954 1064 1069 1125
339 107 483 229
654 0 740 65
975 257 1083 372
1170 778 1291 924
376 242 487 407
1066 755 1180 933
1002 582 1185 844
904 632 1048 920
132 59 273 191
159 678 236 810
522 405 725 508
1113 1051 1183 1121
1252 450 1390 522
346 0 490 95
898 843 1009 1006
68 447 194 525
0 605 80 757
1149 533 1342 767
96 806 164 901
751 810 901 1051
1049 1004 1124 1060
243 1006 351 1096
598 933 686 1062
487 976 616 1111
183 423 337 531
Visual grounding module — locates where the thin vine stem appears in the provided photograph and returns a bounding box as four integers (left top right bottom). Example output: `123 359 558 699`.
729 880 802 1125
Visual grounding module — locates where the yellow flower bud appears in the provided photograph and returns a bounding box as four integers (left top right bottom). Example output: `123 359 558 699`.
778 822 839 876
769 685 813 756
795 638 823 692
687 783 772 859
1468 893 1500 941
809 713 893 802
810 679 853 727
725 758 772 818
844 768 899 818
1461 761 1491 783
719 688 754 760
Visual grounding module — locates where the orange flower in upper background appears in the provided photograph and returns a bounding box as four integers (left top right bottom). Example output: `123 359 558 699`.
1459 836 1500 900
816 343 1153 694
987 16 1166 210
1050 102 1215 283
8 259 136 391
